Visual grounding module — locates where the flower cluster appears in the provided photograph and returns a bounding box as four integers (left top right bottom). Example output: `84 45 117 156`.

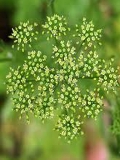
57 84 81 112
55 114 83 142
80 90 103 119
6 15 120 142
42 14 70 40
10 21 38 52
74 17 102 49
97 59 120 93
6 50 57 122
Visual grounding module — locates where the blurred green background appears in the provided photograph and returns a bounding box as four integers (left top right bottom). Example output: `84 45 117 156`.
0 0 120 160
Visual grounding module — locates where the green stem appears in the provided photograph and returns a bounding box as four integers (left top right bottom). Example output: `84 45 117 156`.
77 36 89 53
50 0 55 15
79 76 99 79
0 58 12 63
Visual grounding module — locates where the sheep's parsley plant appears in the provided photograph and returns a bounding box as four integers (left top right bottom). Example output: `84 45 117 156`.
6 14 120 142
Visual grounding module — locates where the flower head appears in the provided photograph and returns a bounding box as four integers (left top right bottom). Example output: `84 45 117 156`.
42 14 70 40
10 21 38 52
6 15 120 141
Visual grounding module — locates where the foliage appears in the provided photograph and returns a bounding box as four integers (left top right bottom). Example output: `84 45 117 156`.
111 97 120 135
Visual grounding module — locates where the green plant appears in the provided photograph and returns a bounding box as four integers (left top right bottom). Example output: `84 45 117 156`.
6 14 120 142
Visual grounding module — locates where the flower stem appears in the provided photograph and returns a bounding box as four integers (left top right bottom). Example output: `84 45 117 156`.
0 58 12 63
50 0 55 15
